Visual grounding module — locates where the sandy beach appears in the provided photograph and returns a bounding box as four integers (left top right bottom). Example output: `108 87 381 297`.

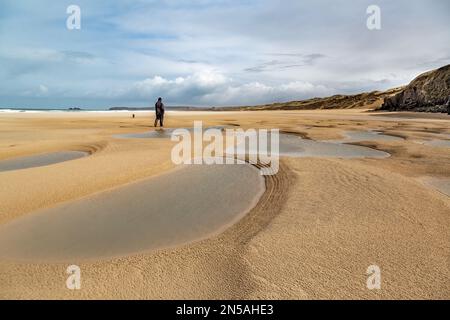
0 109 449 299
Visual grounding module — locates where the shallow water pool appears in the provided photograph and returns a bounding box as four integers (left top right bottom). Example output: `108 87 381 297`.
0 162 265 262
0 151 89 172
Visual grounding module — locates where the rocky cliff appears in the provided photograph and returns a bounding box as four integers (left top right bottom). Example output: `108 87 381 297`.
381 65 450 112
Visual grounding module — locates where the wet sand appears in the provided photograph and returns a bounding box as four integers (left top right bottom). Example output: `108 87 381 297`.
0 109 449 299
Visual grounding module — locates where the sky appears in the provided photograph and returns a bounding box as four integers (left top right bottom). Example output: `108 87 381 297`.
0 0 449 109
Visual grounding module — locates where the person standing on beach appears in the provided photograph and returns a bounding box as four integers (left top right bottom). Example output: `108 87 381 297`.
154 97 165 127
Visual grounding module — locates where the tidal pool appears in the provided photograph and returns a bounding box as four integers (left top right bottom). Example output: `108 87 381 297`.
0 162 265 262
423 178 450 197
230 133 390 159
0 151 89 172
114 126 227 139
114 128 180 139
337 130 403 143
422 140 450 148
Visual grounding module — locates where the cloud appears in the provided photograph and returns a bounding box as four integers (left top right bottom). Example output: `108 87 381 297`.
244 53 326 73
0 0 449 108
118 70 332 106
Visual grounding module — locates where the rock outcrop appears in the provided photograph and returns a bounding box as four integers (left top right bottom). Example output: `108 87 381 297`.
381 65 450 113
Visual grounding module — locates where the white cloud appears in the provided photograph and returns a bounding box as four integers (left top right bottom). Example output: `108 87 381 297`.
122 70 333 106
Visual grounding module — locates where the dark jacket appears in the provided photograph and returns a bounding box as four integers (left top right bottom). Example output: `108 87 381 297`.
155 101 164 116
